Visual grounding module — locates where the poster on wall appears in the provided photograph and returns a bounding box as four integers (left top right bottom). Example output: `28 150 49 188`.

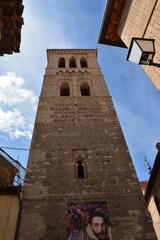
67 201 112 240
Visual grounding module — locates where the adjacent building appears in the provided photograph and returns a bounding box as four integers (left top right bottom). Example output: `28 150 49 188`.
145 143 160 240
99 1 160 236
18 49 156 239
98 0 160 89
0 0 24 56
0 148 25 240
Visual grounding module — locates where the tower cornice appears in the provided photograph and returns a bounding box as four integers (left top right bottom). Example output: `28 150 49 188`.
47 48 97 58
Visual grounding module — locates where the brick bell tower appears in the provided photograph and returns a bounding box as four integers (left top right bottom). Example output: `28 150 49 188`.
18 49 156 240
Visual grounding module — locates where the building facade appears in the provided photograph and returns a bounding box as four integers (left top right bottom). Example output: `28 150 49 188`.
0 148 24 240
18 49 156 240
145 143 160 240
99 0 160 89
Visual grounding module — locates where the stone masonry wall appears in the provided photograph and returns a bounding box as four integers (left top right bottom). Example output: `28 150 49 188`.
18 49 156 240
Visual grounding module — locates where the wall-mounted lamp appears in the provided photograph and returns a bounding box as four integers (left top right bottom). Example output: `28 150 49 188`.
127 38 160 67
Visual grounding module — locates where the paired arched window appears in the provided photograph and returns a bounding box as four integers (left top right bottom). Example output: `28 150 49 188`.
58 57 65 68
80 82 90 96
59 82 90 97
60 82 70 96
80 57 88 68
69 57 76 68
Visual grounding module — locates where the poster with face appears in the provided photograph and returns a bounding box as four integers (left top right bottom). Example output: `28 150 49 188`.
67 202 112 240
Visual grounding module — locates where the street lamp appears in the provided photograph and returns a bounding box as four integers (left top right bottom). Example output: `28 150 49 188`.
127 38 160 67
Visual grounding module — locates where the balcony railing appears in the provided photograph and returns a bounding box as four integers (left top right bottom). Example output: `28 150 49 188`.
0 148 26 187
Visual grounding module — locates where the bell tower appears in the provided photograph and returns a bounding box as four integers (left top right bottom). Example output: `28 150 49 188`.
18 49 156 240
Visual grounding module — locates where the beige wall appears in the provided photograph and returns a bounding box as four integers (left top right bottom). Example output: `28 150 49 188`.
148 196 160 240
146 160 160 240
118 0 160 89
0 194 20 240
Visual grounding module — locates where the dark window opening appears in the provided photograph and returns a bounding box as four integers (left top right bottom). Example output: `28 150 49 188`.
60 83 70 96
60 87 70 96
59 57 65 68
80 83 90 96
77 161 84 179
81 88 90 96
70 58 76 68
80 58 88 68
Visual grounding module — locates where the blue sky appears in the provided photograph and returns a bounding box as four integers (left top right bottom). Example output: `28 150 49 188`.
0 0 160 181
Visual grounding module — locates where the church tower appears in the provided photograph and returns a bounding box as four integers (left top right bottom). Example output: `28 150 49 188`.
18 49 156 240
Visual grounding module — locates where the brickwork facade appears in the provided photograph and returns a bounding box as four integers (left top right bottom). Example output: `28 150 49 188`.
118 0 160 89
146 146 160 239
18 49 156 240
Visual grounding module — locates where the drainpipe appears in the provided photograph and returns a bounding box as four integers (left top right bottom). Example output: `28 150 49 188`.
142 0 158 38
14 186 22 240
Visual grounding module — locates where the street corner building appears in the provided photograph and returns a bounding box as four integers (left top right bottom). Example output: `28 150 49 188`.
18 49 157 240
0 0 24 56
98 0 160 90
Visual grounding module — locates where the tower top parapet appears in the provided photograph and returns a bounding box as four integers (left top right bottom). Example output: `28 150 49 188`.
47 48 97 57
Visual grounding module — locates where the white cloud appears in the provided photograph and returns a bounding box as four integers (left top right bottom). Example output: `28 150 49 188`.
0 72 37 140
0 72 37 109
0 108 32 140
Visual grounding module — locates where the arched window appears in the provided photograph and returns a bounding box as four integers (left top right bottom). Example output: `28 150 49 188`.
72 150 88 180
60 82 70 96
80 82 90 96
69 57 76 68
58 57 65 68
80 57 88 68
77 160 84 179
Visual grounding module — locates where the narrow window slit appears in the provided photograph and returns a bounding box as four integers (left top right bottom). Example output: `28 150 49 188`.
77 161 84 179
